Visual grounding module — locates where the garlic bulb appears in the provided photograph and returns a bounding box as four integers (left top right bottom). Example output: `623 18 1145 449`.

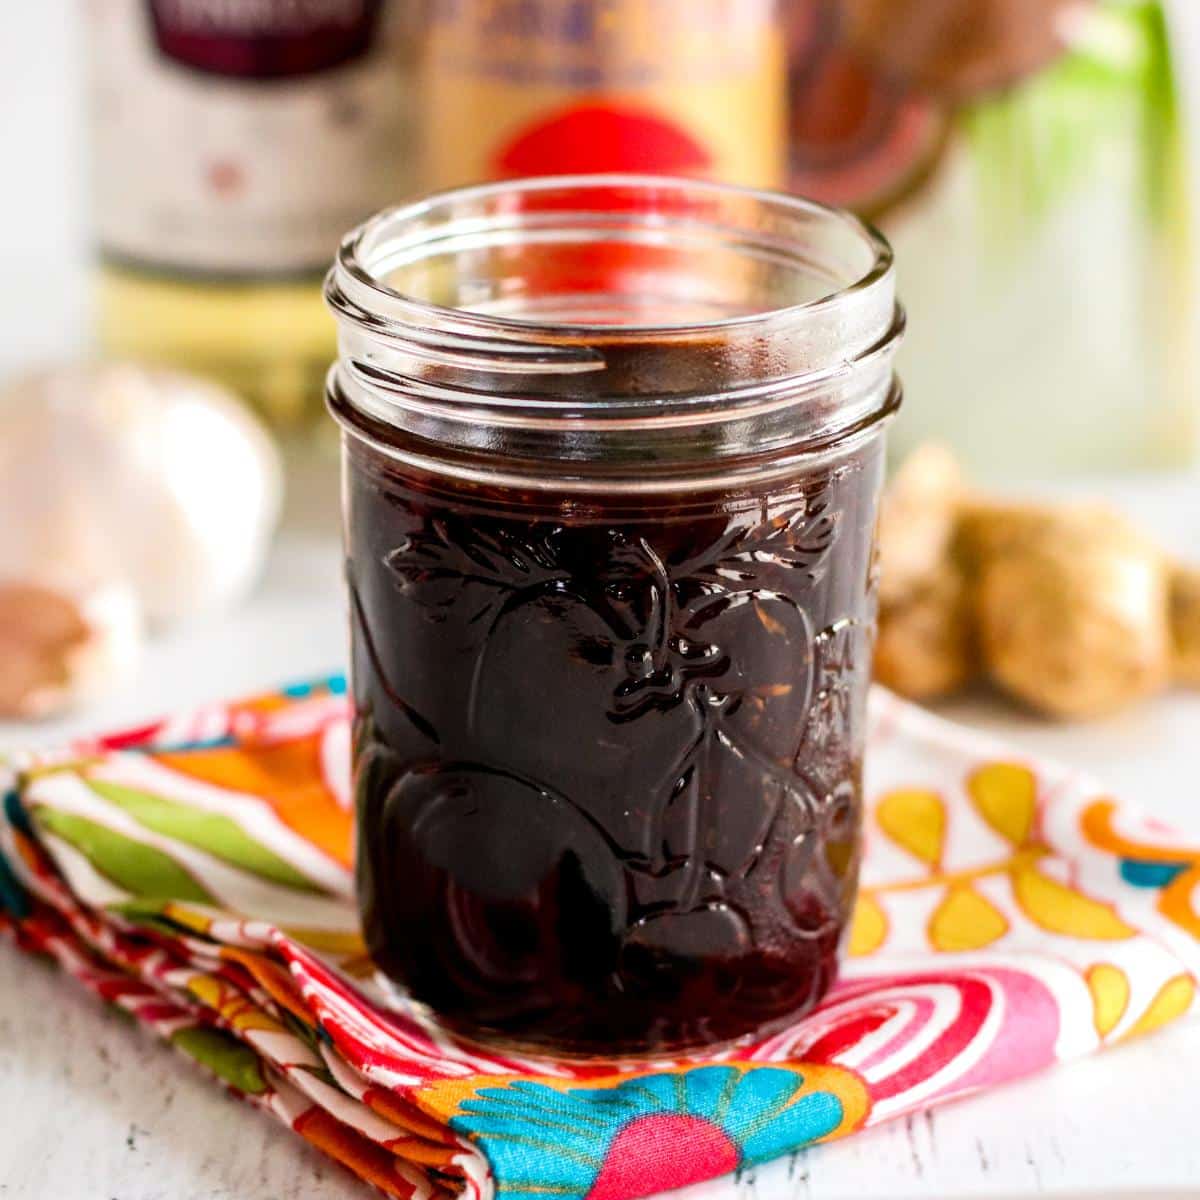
0 364 283 718
0 364 283 629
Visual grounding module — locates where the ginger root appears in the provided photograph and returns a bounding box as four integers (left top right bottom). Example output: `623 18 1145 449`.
875 447 1197 720
875 563 975 700
1170 566 1200 686
875 446 975 699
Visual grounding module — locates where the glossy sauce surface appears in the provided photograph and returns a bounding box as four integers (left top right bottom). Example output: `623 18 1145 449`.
347 439 884 1054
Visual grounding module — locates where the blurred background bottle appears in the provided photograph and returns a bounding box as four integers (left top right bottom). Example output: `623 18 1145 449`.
84 0 1196 473
420 0 787 189
88 0 417 434
788 0 1196 476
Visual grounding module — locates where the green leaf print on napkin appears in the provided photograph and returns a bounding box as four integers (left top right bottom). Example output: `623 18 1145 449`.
34 807 215 905
87 778 321 893
170 1027 268 1095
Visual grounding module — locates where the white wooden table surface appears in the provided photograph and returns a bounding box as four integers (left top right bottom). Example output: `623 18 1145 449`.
1 461 1198 1200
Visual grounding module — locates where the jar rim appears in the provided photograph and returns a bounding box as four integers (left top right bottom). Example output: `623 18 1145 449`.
331 173 895 346
325 175 903 488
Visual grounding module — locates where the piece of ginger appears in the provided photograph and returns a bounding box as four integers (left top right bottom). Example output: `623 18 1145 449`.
875 562 975 700
875 447 1196 720
874 444 975 698
963 505 1171 719
1170 565 1200 686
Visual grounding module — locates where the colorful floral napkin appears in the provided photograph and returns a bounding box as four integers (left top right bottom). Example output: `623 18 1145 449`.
1 677 1197 1200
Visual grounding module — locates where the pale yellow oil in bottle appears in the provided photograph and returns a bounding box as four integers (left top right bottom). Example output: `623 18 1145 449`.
96 265 334 431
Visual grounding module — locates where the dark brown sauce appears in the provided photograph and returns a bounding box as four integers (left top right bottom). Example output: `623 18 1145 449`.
345 428 884 1055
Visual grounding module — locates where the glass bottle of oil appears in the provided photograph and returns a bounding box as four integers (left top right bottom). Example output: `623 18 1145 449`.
87 0 417 433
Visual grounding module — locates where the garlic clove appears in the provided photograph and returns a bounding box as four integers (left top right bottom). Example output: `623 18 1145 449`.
0 579 142 720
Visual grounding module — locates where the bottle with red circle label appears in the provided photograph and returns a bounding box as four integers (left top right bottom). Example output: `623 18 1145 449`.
420 0 788 190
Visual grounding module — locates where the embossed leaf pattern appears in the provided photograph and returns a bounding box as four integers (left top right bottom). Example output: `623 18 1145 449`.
928 885 1009 952
369 491 857 1024
876 789 946 868
684 492 840 586
386 518 564 596
969 763 1037 847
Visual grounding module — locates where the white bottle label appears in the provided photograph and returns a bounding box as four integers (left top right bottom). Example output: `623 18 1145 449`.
89 0 415 276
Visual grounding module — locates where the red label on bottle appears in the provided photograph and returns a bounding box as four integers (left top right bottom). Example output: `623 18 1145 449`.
494 103 714 177
148 0 382 79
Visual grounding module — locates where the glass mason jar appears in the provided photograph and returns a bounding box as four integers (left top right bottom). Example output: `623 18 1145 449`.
325 176 903 1056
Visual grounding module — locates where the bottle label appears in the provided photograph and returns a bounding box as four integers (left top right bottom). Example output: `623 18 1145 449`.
422 0 787 190
90 0 414 276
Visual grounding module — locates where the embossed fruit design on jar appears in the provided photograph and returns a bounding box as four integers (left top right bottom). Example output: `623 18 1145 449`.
326 177 904 1055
